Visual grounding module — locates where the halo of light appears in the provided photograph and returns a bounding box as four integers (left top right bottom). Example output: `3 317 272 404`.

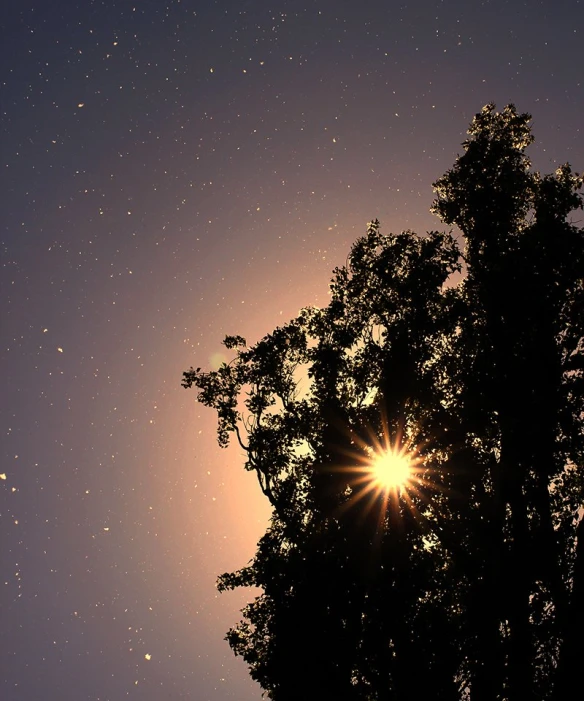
370 448 412 490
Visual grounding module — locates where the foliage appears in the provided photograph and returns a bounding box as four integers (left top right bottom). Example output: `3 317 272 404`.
183 104 583 701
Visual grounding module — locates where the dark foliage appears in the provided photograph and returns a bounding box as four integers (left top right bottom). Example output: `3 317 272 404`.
183 104 583 701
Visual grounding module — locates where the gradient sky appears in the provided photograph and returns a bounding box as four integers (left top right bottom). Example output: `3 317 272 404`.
1 1 582 699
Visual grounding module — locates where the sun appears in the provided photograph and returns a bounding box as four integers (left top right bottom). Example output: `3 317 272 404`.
370 449 412 490
327 421 429 524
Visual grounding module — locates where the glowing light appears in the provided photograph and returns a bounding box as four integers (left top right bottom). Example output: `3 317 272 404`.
209 352 228 370
369 449 412 490
326 422 429 527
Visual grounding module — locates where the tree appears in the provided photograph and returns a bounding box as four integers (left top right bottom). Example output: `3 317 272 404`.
182 104 583 701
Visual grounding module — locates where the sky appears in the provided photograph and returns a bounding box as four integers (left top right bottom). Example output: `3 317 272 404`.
1 1 582 699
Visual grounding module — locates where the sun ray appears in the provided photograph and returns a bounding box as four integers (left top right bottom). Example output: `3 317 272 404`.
325 418 433 529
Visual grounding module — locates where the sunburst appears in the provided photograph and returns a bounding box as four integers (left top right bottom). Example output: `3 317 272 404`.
328 422 428 528
368 446 413 490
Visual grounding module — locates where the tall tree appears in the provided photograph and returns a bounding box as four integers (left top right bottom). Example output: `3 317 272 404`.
183 104 583 700
432 104 583 699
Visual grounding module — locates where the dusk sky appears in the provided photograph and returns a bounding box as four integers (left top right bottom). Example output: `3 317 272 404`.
1 1 582 699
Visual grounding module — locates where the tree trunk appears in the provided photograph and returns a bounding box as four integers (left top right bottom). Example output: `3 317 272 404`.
553 516 584 699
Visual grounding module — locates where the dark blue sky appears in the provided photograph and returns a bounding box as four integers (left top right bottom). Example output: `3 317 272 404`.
1 1 582 699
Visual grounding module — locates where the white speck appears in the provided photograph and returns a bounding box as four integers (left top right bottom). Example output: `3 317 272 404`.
57 347 63 353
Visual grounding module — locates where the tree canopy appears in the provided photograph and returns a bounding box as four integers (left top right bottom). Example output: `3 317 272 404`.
182 104 583 701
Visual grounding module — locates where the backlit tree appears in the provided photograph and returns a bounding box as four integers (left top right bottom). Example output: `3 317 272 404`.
183 104 583 701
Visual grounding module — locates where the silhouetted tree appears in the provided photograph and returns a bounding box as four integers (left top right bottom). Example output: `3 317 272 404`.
183 104 583 701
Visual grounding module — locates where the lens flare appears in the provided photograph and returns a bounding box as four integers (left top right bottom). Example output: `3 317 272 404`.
327 422 429 528
369 448 412 490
